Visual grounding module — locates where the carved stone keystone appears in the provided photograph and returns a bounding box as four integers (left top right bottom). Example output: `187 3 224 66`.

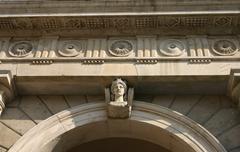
105 78 134 118
0 71 15 116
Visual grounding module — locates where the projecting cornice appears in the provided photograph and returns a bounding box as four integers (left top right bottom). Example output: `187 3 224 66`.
0 0 239 14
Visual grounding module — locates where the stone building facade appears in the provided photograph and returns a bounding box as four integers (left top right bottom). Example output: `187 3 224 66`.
0 0 240 152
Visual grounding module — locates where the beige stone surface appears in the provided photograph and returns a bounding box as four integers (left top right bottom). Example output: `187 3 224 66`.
0 122 21 149
219 125 240 150
187 96 220 124
152 95 175 108
39 96 69 114
0 64 17 75
101 64 138 76
0 108 36 135
64 95 86 107
170 95 201 115
87 95 105 103
0 147 7 152
19 96 52 123
204 109 240 136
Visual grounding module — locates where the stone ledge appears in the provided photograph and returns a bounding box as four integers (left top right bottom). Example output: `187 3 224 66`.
0 0 239 15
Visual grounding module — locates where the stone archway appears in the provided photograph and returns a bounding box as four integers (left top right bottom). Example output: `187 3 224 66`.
8 101 227 152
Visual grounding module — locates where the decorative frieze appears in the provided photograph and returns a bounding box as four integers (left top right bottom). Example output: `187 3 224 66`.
109 40 133 57
0 15 238 36
85 39 106 58
214 17 232 27
9 41 33 57
137 36 157 58
187 36 211 57
211 39 238 56
159 39 185 57
58 40 83 57
0 36 239 64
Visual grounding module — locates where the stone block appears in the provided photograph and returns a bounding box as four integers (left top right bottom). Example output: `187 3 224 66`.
6 98 20 108
219 124 240 150
19 96 52 123
187 96 220 124
102 64 137 76
87 95 105 103
220 96 235 108
134 95 153 103
64 95 86 107
0 108 36 135
204 108 240 136
39 96 69 114
0 122 20 149
152 95 175 108
170 95 201 115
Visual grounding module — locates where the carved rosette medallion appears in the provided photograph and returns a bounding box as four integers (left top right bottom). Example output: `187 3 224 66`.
212 40 238 56
58 41 82 57
9 41 33 57
109 40 133 57
160 39 185 56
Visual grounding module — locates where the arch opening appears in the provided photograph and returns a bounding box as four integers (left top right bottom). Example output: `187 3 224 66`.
9 102 227 152
66 137 170 152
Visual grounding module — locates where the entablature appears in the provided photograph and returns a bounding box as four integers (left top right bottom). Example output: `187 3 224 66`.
0 35 239 98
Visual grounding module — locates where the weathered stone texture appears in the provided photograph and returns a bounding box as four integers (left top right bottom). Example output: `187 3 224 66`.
0 147 7 152
0 108 36 135
204 109 240 136
39 96 69 114
0 122 20 149
187 96 220 124
170 95 201 115
64 95 87 107
152 95 175 108
19 96 52 123
219 125 240 150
